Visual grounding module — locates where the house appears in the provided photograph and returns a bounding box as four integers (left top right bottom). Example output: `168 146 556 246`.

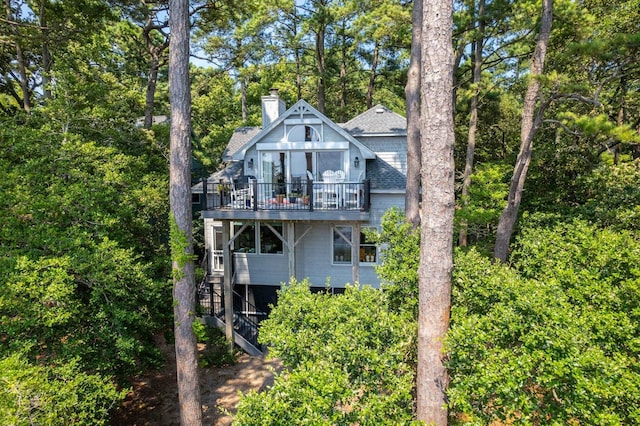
193 90 407 354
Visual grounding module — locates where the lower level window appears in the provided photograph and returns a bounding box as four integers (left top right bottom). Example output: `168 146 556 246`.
234 222 256 253
260 223 283 254
360 229 377 263
333 226 352 264
234 221 284 255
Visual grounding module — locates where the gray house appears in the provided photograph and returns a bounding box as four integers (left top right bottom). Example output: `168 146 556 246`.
194 90 407 354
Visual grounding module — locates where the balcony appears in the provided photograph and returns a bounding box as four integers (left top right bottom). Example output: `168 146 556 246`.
198 178 371 222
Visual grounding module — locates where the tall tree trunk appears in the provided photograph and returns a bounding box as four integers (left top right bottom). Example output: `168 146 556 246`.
494 0 553 262
459 0 486 247
614 73 627 165
144 56 160 129
4 0 31 112
316 23 326 113
40 0 52 99
292 7 302 101
417 0 455 424
339 23 348 123
404 0 422 229
241 77 248 122
295 45 303 100
168 0 202 423
365 42 379 109
143 15 169 130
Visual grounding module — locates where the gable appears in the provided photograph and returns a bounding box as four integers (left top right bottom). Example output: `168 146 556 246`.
230 100 376 161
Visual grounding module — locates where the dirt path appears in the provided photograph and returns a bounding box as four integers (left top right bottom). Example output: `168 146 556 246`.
112 339 280 426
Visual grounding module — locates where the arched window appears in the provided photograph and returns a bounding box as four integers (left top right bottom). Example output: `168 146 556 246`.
287 125 320 142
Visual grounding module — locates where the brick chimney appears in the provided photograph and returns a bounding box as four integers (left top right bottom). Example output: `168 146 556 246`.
261 88 286 128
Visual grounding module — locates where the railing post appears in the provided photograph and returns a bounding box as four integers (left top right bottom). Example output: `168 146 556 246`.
364 179 371 211
252 179 258 211
218 179 224 208
201 177 208 210
308 179 314 212
209 281 214 316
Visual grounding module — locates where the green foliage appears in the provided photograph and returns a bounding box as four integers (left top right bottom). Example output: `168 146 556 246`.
0 353 126 425
234 279 416 425
369 208 420 316
0 118 170 378
192 320 237 367
574 160 640 230
455 162 510 250
170 215 197 274
447 221 640 424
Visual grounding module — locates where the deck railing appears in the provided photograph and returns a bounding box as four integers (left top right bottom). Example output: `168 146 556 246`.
200 178 370 212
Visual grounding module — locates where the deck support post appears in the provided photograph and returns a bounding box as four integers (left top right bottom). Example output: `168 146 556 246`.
222 220 234 350
287 221 295 282
352 222 360 285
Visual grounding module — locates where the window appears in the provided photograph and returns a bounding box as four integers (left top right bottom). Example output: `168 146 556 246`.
233 222 284 255
234 222 256 253
333 226 352 264
260 223 283 254
287 125 320 142
360 229 377 264
317 151 344 177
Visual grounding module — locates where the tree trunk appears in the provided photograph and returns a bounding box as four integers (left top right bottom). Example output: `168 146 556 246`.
241 77 248 122
404 0 422 229
339 23 348 123
494 0 553 262
459 0 486 247
168 0 203 423
614 73 627 165
417 0 455 424
4 0 31 112
40 0 52 100
316 23 326 113
295 45 303 100
365 42 379 110
144 56 160 129
143 14 169 130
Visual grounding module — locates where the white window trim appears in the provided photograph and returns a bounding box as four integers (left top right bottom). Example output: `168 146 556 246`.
332 225 353 266
259 222 285 256
360 227 379 266
232 221 285 256
257 141 349 151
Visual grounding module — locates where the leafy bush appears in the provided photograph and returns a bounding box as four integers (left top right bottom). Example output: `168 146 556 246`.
0 353 126 425
370 208 420 316
447 221 640 424
455 162 510 250
0 123 171 378
234 280 416 425
192 320 237 367
574 159 640 230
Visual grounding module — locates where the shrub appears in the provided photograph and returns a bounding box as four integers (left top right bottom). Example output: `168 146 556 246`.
447 221 640 424
234 280 416 425
0 353 126 425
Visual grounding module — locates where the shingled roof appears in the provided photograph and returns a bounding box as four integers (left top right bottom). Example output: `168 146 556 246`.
209 103 408 191
341 105 406 136
222 127 261 161
366 158 407 190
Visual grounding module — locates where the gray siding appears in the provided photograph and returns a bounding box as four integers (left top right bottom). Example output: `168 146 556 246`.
234 253 289 286
357 135 407 175
369 192 406 227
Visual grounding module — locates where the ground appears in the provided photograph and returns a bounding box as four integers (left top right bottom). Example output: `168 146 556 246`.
111 337 280 426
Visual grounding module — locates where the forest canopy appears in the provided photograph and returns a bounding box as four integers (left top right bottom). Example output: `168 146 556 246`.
1 0 640 423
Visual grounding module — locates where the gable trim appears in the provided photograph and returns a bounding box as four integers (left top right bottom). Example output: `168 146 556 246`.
231 100 376 161
257 141 349 151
